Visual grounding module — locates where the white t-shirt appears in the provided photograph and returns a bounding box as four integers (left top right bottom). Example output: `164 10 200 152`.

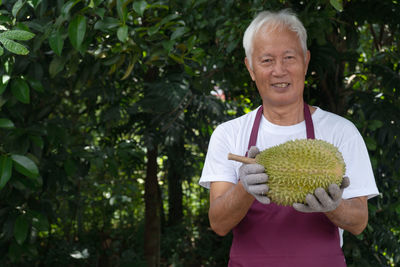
200 106 379 245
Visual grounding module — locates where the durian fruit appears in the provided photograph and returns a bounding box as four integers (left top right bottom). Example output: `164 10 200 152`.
228 139 346 206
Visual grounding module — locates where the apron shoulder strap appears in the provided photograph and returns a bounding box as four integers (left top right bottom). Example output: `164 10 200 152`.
304 103 315 140
246 106 264 156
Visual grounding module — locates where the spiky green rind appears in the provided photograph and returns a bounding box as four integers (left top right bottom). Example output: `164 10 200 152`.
255 139 346 206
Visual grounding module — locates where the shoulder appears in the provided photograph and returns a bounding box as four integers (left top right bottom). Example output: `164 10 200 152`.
313 108 360 139
213 107 260 137
314 108 356 129
219 107 260 128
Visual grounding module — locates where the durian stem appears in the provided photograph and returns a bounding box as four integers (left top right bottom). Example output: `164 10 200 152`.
227 153 256 164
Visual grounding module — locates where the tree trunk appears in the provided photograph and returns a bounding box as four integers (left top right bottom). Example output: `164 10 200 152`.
144 145 161 267
167 141 184 226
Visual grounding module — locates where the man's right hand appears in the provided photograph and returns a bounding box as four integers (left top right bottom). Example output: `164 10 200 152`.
239 146 270 204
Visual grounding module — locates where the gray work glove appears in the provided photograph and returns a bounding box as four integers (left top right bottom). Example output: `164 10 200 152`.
293 176 350 213
239 146 270 204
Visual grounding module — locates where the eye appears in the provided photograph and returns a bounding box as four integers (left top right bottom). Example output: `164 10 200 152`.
262 58 273 64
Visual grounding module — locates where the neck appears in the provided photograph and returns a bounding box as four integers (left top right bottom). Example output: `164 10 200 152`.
262 100 305 126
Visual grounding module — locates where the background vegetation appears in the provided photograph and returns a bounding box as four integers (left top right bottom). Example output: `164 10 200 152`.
0 0 399 266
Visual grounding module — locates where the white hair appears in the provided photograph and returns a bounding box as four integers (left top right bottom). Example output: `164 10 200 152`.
243 9 308 69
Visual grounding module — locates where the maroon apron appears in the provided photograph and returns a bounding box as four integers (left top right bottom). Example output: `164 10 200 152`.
228 104 346 267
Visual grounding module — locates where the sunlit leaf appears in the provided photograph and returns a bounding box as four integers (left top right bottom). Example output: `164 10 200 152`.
11 154 39 178
330 0 343 12
133 0 147 16
117 25 128 42
117 0 128 23
0 30 35 40
29 0 42 8
0 75 9 95
169 53 184 64
68 15 86 50
0 37 29 55
0 118 15 129
61 0 79 16
12 0 25 17
121 54 138 80
48 29 64 56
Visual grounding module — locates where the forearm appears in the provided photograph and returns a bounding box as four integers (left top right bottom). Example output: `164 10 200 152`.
209 181 254 236
324 196 368 235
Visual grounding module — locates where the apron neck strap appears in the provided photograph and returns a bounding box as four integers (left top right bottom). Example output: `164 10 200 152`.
246 107 264 155
246 103 315 154
304 103 315 140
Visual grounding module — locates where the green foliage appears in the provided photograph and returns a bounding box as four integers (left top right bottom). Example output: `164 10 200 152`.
0 30 35 55
0 0 398 266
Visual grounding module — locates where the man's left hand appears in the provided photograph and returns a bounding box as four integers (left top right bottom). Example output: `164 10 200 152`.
293 176 350 213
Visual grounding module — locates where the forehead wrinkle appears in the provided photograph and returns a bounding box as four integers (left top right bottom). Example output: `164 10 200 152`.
257 49 297 58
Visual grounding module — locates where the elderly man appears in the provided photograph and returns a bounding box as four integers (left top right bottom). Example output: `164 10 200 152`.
199 9 379 266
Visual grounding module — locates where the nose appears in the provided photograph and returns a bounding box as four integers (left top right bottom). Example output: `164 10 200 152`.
272 59 287 76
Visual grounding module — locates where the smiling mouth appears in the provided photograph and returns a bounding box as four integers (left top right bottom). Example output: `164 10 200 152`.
272 82 290 88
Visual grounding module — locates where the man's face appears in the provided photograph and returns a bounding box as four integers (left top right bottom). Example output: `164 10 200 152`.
245 25 310 107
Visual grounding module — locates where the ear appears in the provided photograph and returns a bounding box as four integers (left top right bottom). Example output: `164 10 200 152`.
245 57 255 81
304 50 311 75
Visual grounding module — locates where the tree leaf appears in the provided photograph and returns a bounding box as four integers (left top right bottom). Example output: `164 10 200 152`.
121 54 138 80
94 7 106 19
94 17 120 32
0 118 15 129
364 136 377 151
171 27 188 40
61 0 80 16
169 53 184 64
28 78 44 92
132 0 147 16
11 154 39 178
48 29 64 56
30 0 42 8
330 0 343 12
0 30 35 41
368 120 383 131
68 15 86 50
117 0 128 23
14 215 29 245
0 75 9 95
0 46 3 56
49 56 66 78
11 78 30 104
117 25 128 42
0 156 12 189
147 25 160 36
12 0 25 18
0 37 29 55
